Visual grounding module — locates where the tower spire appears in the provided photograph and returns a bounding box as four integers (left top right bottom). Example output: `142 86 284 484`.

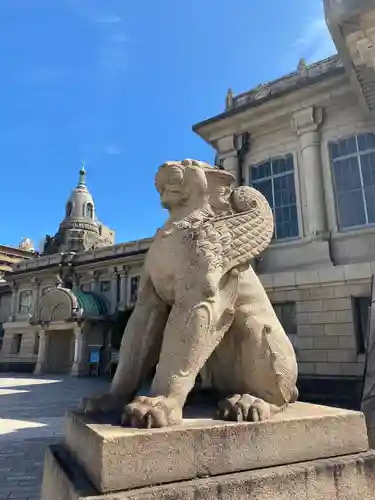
78 162 86 186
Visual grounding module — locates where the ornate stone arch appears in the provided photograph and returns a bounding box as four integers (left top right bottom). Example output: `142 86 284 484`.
33 287 82 324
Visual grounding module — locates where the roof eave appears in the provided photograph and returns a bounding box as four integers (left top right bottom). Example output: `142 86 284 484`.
193 65 347 143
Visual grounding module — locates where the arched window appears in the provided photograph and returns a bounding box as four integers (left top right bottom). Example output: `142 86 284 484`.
66 202 72 217
86 202 94 219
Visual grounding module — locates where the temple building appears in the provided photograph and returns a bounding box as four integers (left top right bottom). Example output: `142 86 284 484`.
2 0 375 408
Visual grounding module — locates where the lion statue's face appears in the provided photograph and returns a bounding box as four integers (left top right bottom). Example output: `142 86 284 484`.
160 182 186 210
155 161 208 213
155 165 187 210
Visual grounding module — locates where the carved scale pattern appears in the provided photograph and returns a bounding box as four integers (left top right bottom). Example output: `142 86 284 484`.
188 186 274 275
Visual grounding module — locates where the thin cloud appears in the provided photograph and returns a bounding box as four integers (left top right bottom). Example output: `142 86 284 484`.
292 17 336 63
282 12 337 73
65 1 128 88
104 144 123 156
98 27 128 88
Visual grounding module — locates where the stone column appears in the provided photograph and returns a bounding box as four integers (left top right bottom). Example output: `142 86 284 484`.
291 106 326 237
71 325 87 376
221 154 239 183
34 329 48 375
110 268 119 314
8 282 18 321
118 266 129 311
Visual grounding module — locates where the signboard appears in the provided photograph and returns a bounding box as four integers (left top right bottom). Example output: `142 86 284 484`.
89 348 101 364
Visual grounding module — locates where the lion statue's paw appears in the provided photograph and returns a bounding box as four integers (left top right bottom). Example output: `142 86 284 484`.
217 394 274 422
79 392 124 415
122 395 183 428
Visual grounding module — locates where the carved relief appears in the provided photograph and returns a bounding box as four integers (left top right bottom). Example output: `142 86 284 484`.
32 287 81 324
18 290 32 315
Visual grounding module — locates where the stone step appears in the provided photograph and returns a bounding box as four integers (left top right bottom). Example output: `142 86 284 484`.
42 444 375 500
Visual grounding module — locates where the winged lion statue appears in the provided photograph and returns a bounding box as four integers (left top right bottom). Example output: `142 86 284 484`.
80 159 298 428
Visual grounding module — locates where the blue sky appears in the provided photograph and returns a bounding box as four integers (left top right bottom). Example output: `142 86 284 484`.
1 0 336 250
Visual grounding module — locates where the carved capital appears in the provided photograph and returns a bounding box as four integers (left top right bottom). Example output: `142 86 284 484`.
119 266 129 278
291 107 323 136
214 135 237 155
31 277 40 286
38 328 47 339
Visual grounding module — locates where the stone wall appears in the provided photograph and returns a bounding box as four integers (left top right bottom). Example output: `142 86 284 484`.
0 326 38 371
260 262 372 407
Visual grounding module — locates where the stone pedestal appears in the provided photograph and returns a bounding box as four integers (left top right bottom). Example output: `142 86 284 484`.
41 403 374 500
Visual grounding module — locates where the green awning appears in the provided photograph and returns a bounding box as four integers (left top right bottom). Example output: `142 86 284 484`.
73 289 109 317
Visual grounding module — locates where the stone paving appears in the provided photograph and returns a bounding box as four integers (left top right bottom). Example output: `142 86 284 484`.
0 374 110 500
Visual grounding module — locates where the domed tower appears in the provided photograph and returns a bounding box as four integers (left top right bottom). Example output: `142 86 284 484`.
58 165 100 252
43 165 115 255
64 165 96 222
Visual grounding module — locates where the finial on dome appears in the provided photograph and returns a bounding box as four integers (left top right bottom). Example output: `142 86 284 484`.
78 162 86 186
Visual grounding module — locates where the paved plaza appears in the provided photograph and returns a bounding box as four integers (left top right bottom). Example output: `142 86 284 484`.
0 374 110 500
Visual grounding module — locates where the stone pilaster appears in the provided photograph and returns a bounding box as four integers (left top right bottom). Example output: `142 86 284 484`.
73 274 80 290
118 266 129 311
91 271 100 293
291 106 326 237
8 282 18 321
31 277 40 317
110 268 119 314
34 329 48 375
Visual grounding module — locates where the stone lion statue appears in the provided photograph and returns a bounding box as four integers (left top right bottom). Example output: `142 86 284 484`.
81 159 298 428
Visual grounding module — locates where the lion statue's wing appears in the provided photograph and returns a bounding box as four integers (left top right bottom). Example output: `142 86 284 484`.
189 186 274 275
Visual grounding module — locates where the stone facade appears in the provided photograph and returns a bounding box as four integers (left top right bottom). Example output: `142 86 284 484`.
0 240 149 375
191 6 375 407
0 167 145 376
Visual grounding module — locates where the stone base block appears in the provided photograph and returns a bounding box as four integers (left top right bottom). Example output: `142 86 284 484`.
64 402 368 493
42 445 375 500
